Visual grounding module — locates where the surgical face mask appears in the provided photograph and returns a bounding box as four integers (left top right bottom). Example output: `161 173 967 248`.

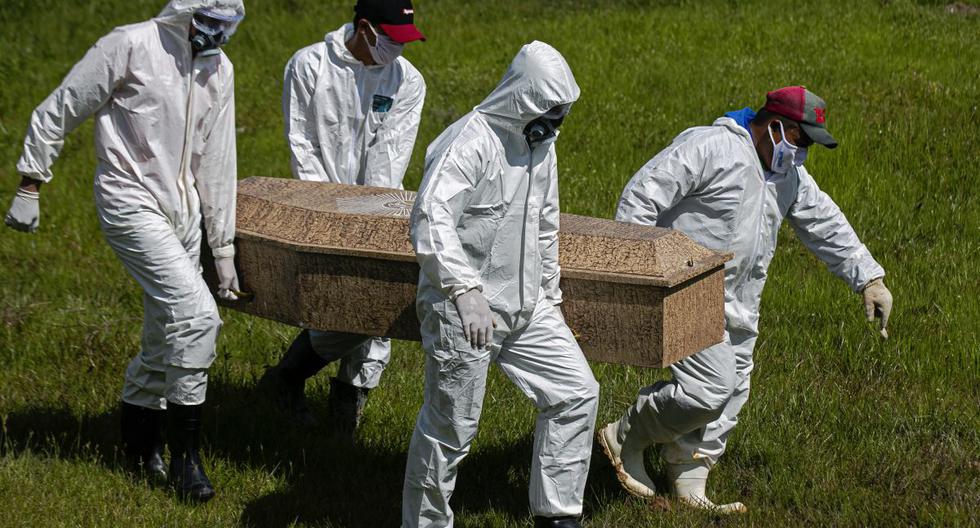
190 10 243 57
768 120 799 174
366 24 404 65
794 147 808 167
524 104 571 147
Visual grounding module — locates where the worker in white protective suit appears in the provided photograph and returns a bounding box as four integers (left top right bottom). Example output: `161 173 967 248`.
402 42 600 528
256 0 426 441
5 0 246 502
598 86 894 513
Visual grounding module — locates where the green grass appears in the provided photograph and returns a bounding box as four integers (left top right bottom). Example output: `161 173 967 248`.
1 0 978 526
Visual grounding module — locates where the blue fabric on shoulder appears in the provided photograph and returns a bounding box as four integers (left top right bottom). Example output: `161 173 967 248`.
724 107 756 134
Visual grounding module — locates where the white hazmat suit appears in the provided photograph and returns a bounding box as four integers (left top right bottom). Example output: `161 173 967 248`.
402 42 599 526
282 23 425 388
15 0 243 409
613 113 884 477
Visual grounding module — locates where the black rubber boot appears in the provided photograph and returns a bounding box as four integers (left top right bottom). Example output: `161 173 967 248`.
166 402 215 502
533 516 582 528
327 377 370 442
256 330 328 428
120 402 167 483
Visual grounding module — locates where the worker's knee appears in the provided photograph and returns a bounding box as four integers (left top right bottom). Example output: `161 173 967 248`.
582 375 601 406
561 345 600 408
188 294 223 340
682 373 736 425
571 377 600 419
200 305 222 334
694 375 735 423
200 292 222 326
697 393 732 423
170 288 222 332
417 401 480 452
162 295 222 369
189 302 223 344
546 372 600 421
165 367 208 406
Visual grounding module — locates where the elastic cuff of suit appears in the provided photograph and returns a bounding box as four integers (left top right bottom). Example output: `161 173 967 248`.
861 274 885 291
211 244 236 259
15 188 39 200
449 282 483 301
16 170 51 184
838 250 884 293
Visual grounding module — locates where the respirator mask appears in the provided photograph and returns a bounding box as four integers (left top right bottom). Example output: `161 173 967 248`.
190 9 243 57
524 104 571 148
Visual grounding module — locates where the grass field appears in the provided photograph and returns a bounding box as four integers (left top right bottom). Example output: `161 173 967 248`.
1 0 978 526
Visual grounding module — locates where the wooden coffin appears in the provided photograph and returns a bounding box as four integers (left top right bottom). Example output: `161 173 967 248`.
209 177 731 368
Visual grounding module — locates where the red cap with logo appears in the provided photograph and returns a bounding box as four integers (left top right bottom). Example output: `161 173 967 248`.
763 86 837 148
355 0 426 43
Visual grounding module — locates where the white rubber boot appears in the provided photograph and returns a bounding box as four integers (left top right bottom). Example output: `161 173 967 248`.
667 461 747 514
597 419 658 498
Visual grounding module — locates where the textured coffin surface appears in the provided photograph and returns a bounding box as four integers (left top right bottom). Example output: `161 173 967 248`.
215 177 731 368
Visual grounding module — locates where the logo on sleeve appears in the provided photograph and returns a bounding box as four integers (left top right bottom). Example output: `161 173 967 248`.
373 94 394 113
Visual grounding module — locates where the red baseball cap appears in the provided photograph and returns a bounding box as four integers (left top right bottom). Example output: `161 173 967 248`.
763 86 838 149
355 0 426 44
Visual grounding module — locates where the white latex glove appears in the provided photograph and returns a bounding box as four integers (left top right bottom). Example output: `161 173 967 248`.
5 188 40 233
862 277 893 339
215 256 241 301
454 288 495 349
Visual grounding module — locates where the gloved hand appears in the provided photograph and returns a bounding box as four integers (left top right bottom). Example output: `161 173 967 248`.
454 288 495 349
862 277 892 339
214 256 241 301
5 188 40 233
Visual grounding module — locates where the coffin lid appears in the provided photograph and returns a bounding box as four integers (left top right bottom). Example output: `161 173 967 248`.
236 177 731 288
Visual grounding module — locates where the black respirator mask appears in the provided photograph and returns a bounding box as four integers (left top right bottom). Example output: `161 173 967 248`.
189 10 241 57
523 104 571 147
190 30 225 56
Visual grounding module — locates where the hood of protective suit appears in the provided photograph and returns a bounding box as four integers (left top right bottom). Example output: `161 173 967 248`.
157 0 245 30
713 116 753 144
475 41 580 131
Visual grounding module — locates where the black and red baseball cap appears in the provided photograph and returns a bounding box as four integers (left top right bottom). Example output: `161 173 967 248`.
354 0 426 43
763 86 837 149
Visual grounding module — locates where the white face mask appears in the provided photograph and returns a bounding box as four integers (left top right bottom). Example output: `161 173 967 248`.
365 24 404 65
794 147 808 167
768 120 799 174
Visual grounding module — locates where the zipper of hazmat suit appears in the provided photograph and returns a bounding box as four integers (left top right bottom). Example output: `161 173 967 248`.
518 149 532 321
347 65 357 183
741 176 765 293
518 141 551 325
731 143 768 298
746 167 785 295
176 50 197 232
352 61 385 184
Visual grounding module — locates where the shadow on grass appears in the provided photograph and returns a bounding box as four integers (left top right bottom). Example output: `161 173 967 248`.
0 379 636 527
221 375 539 527
237 435 534 528
0 403 122 467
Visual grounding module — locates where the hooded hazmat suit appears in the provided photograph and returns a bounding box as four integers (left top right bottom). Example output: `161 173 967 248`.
614 113 885 467
401 42 599 526
15 0 243 409
281 22 425 388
